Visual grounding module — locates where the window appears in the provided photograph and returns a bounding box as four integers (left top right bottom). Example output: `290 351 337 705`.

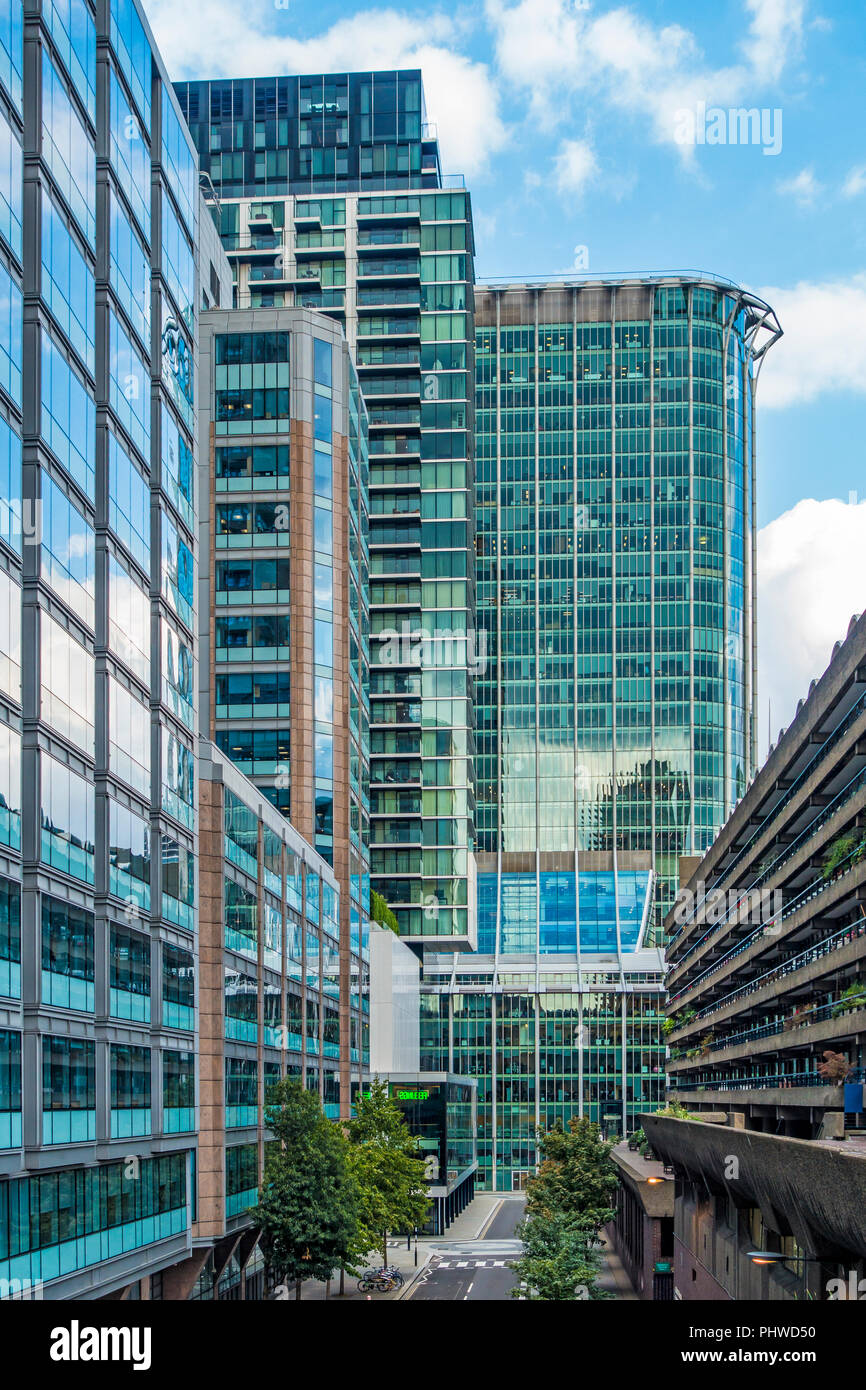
161 833 194 930
108 799 151 910
0 1027 20 1147
215 443 289 491
41 473 95 627
162 942 194 1030
108 676 150 796
110 1043 151 1136
161 515 194 629
109 308 149 461
0 2 23 115
161 726 194 829
109 190 149 348
0 722 20 852
109 922 150 1021
161 403 194 526
163 1052 194 1131
108 430 150 572
161 618 194 730
0 262 22 409
0 569 20 701
42 51 95 246
41 895 94 1011
110 0 151 133
0 1153 187 1283
314 338 332 388
40 332 95 497
42 1036 95 1142
40 612 94 754
110 70 149 243
44 0 96 121
161 194 194 330
108 553 149 682
40 754 94 883
161 85 196 237
0 417 21 554
224 876 256 958
0 876 20 1000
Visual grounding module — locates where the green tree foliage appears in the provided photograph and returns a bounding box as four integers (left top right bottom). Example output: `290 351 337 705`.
510 1211 610 1302
512 1118 618 1301
252 1080 358 1297
347 1078 429 1269
654 1099 694 1119
525 1118 618 1231
370 890 399 934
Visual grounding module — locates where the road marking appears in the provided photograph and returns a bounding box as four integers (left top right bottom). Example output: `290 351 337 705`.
465 1283 473 1299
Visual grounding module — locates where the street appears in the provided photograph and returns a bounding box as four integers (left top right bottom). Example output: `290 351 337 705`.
407 1196 526 1301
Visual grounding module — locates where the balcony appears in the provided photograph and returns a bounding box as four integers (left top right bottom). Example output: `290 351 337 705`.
224 232 282 261
247 264 292 287
358 229 421 250
357 258 421 280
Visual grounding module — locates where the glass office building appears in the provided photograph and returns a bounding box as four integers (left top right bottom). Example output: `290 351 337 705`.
0 0 208 1296
175 70 443 195
175 73 478 950
421 277 782 1190
197 308 371 1116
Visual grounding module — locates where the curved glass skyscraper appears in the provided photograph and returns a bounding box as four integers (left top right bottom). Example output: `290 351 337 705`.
422 276 782 1190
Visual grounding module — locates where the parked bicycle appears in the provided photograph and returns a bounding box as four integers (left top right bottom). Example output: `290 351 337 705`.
357 1264 405 1293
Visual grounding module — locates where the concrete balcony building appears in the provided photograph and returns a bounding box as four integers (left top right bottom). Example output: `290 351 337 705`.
644 611 866 1300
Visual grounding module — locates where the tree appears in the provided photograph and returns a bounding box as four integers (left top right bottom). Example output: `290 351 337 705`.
525 1117 618 1232
252 1080 358 1298
817 1049 853 1083
370 890 399 934
346 1078 430 1270
510 1210 610 1301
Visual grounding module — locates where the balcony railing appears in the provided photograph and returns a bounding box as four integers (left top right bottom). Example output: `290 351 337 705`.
670 767 866 983
667 1067 866 1093
670 689 866 942
674 991 866 1057
669 838 866 1010
679 917 866 1028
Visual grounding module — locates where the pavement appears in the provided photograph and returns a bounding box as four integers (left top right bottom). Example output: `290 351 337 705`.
405 1194 526 1301
293 1190 638 1302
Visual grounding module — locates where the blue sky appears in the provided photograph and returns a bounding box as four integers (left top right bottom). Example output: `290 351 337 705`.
150 0 866 737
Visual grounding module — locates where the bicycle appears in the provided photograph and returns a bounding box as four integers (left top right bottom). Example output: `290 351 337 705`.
357 1265 405 1293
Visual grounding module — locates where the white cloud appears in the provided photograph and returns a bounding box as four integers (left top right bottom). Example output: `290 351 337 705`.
146 1 508 177
776 165 824 205
842 164 866 198
485 0 808 157
757 499 866 756
757 274 866 408
553 138 598 195
741 0 806 82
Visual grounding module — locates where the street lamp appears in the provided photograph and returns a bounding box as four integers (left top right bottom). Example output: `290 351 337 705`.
746 1251 819 1266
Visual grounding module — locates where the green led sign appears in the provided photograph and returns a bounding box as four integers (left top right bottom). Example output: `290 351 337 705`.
393 1088 429 1101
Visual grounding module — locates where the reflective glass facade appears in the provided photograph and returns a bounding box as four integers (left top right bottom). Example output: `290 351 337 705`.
175 71 442 195
174 71 477 950
421 278 780 1190
0 0 200 1298
199 310 370 1117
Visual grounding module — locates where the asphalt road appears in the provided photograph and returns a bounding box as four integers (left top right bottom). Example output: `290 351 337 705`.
408 1197 526 1301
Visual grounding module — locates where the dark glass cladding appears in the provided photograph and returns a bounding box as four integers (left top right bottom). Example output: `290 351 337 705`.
174 71 443 195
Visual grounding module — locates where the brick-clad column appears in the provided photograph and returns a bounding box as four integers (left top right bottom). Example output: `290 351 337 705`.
289 418 315 844
195 777 226 1237
331 429 352 1118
